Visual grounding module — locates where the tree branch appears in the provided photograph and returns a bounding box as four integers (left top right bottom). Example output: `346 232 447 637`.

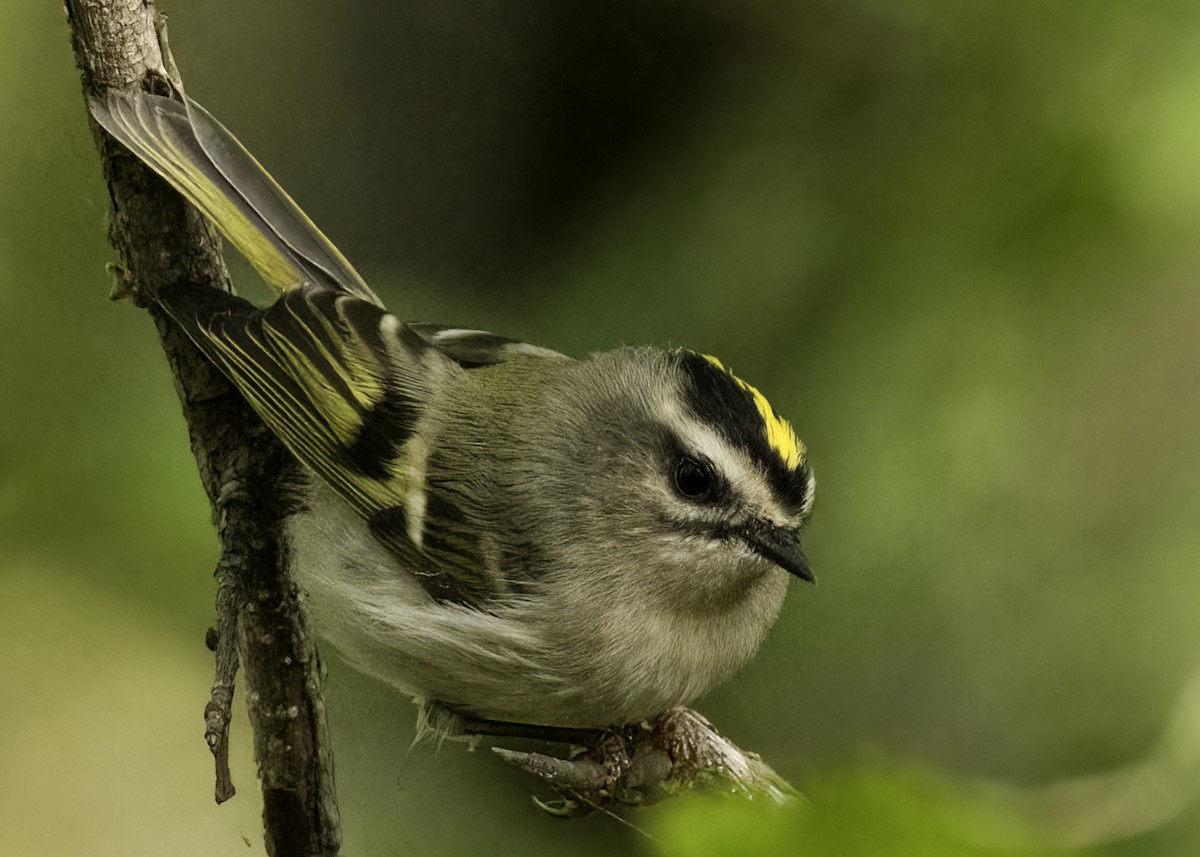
64 3 341 855
491 707 798 814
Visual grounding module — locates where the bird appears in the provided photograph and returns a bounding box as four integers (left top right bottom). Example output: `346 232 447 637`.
89 87 816 731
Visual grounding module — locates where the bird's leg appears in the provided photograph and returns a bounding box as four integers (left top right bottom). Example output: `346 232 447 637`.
458 715 604 746
492 707 801 815
424 703 797 816
422 701 603 746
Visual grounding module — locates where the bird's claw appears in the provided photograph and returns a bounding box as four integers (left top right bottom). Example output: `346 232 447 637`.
491 708 799 814
531 795 589 817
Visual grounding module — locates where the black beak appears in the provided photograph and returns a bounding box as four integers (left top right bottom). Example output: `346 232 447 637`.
740 520 815 583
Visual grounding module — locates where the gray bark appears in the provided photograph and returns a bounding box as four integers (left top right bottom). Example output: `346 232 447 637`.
64 3 341 855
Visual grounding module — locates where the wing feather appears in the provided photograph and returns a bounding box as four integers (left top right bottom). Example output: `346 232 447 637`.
408 324 570 367
89 89 580 607
90 89 379 303
158 283 463 561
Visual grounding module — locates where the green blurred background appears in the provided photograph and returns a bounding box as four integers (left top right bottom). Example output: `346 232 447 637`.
3 1 1200 854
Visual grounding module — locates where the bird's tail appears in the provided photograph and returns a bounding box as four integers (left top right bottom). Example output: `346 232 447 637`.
89 88 379 305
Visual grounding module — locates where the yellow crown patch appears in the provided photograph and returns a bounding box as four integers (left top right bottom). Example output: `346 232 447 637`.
701 354 805 471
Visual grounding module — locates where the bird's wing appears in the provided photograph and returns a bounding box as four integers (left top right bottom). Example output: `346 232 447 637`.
91 88 536 605
409 323 570 367
158 282 504 604
90 88 379 304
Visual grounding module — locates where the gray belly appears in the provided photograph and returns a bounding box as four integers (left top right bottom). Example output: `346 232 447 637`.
285 479 788 727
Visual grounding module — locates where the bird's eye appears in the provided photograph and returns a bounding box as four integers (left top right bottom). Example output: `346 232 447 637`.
673 456 716 501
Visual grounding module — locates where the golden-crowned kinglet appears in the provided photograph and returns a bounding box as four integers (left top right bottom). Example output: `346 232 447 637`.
90 89 816 729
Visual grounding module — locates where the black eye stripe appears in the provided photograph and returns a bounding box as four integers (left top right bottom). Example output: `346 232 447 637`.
675 350 810 511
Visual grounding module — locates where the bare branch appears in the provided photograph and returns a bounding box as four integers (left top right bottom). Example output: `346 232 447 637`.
64 3 341 854
990 669 1200 849
495 707 799 813
205 559 240 804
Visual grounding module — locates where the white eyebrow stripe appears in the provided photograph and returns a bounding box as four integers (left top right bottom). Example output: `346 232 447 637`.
800 472 817 518
657 395 785 521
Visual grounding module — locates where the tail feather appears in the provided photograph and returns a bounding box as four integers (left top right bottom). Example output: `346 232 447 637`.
90 88 379 304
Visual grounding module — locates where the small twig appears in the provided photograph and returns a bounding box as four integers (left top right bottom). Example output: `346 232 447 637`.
205 556 241 804
990 669 1200 849
494 707 799 813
